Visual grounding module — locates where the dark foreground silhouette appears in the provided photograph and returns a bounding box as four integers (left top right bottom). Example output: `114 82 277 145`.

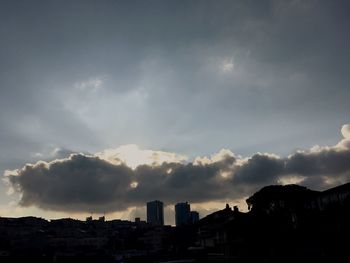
1 182 349 262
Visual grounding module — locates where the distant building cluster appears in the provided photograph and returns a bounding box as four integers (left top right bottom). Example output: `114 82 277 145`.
175 202 199 226
146 200 200 227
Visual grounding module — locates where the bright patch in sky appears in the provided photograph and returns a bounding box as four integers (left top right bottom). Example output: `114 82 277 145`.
130 181 138 188
96 144 187 169
221 58 234 73
74 77 105 92
277 175 305 185
341 124 350 139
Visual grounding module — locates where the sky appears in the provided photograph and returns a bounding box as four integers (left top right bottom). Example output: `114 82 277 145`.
1 0 350 225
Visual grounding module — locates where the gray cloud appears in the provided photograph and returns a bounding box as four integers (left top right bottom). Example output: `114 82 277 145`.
6 153 236 213
5 124 350 213
234 154 284 185
286 149 350 176
8 155 133 212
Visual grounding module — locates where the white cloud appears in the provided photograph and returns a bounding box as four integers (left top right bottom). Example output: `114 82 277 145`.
96 144 187 169
277 175 305 185
221 58 234 73
341 124 350 139
130 181 138 188
74 76 105 92
194 148 235 165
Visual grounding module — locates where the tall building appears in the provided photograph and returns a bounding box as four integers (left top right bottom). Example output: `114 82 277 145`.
190 211 200 223
175 202 191 226
147 200 164 226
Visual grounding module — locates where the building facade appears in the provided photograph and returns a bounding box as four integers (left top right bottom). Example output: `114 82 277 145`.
175 202 191 226
147 200 164 226
190 211 200 223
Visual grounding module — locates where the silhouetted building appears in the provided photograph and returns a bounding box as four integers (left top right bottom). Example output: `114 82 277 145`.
190 211 199 223
316 182 350 210
175 202 191 226
197 204 236 250
147 200 164 226
246 184 319 215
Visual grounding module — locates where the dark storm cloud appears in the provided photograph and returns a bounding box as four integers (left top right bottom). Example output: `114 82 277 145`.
8 155 134 212
234 154 285 185
132 158 236 204
6 153 236 212
286 149 350 176
6 125 350 213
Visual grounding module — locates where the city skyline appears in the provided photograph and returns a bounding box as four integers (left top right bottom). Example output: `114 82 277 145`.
1 181 348 261
1 1 350 225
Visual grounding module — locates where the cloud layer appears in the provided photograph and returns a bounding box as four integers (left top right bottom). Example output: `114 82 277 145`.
5 124 350 213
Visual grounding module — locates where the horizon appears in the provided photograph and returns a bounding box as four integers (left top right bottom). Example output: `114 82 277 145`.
1 177 348 226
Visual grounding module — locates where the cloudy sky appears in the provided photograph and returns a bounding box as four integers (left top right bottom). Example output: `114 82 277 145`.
1 0 350 224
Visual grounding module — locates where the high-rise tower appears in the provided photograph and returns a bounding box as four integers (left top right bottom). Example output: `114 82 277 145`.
147 200 164 226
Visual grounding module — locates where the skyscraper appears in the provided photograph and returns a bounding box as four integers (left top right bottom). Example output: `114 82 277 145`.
190 211 200 223
175 202 191 226
147 200 164 226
